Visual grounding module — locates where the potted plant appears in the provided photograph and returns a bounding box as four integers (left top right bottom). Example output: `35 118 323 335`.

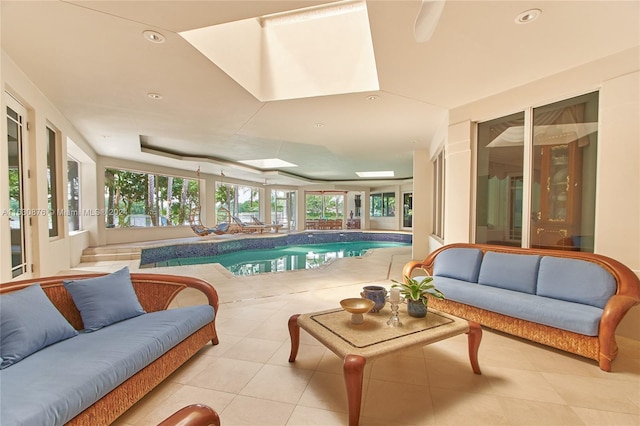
391 274 445 318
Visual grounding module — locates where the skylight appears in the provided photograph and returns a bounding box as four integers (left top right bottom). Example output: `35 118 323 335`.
179 0 379 102
356 171 395 178
239 158 298 169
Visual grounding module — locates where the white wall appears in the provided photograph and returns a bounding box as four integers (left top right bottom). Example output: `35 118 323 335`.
1 53 97 280
444 47 640 339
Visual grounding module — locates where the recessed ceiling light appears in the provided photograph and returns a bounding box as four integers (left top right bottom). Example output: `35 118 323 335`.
143 30 166 43
366 95 379 101
147 93 163 100
314 123 324 128
356 171 395 178
515 9 541 24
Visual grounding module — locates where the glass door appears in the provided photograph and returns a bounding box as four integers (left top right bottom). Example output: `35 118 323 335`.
6 96 29 278
403 193 412 228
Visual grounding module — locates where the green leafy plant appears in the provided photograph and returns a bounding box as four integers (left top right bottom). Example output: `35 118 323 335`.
391 274 445 306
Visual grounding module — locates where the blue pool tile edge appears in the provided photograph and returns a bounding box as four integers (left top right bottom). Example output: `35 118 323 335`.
139 231 412 267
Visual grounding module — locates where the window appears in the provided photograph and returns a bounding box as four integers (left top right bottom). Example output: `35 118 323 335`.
432 150 445 238
104 168 199 228
46 126 59 237
476 112 524 246
67 157 80 232
476 92 598 252
305 192 344 220
215 182 260 223
271 189 295 229
370 192 395 217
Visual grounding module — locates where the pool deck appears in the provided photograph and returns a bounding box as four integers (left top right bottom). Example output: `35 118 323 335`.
65 230 414 304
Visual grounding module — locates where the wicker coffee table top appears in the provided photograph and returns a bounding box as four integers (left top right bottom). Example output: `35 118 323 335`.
296 306 470 359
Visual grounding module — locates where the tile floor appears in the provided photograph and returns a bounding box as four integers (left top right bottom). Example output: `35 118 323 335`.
66 241 640 426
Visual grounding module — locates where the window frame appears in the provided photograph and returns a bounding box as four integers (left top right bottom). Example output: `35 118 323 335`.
46 125 61 238
370 192 395 217
432 149 445 239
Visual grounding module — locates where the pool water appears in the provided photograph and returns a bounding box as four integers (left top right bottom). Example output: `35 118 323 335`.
155 241 409 276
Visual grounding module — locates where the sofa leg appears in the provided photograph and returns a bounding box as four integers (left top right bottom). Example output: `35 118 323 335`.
599 353 613 372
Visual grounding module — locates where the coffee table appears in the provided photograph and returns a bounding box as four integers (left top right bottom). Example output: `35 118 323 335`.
288 306 481 426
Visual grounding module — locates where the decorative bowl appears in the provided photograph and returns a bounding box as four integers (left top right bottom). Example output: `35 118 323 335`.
340 298 375 313
340 298 375 324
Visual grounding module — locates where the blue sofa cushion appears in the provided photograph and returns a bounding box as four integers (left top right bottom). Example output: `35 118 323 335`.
432 276 602 336
0 304 214 426
477 252 541 294
63 266 146 331
0 284 78 369
537 257 616 309
433 248 483 282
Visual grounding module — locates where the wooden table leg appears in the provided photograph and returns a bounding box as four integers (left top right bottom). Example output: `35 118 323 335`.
288 314 300 362
466 321 482 374
343 354 366 426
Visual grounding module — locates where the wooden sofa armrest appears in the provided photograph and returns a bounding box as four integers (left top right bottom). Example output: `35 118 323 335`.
402 261 433 280
158 404 220 426
598 294 640 371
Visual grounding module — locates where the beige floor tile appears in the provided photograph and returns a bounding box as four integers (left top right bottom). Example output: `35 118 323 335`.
286 405 348 426
425 357 491 393
222 337 283 363
483 367 567 404
220 395 295 425
430 387 506 426
369 352 429 385
269 341 327 371
571 406 640 425
362 379 435 425
297 371 350 412
542 373 640 414
187 358 263 393
239 364 314 404
497 396 585 425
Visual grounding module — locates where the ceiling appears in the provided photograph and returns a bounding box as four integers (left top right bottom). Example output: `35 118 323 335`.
2 1 638 187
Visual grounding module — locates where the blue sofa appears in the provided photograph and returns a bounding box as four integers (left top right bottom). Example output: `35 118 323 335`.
403 243 640 371
0 269 219 426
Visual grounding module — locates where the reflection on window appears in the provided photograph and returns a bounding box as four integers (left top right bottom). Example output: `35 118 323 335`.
476 92 598 252
476 112 525 247
530 92 598 252
104 168 199 228
370 192 395 217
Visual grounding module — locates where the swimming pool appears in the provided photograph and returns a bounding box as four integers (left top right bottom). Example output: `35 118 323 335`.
139 231 412 275
152 241 409 275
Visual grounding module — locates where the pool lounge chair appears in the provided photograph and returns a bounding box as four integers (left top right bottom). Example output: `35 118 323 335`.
231 215 266 233
189 207 231 236
251 216 284 233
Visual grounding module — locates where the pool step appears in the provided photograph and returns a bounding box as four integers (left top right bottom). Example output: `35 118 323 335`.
80 246 141 263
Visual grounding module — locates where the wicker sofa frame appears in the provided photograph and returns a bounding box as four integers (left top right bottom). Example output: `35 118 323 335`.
402 243 640 372
0 272 219 425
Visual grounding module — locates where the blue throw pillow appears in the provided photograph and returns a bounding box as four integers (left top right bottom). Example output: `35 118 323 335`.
0 284 78 369
63 266 146 331
433 248 484 282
